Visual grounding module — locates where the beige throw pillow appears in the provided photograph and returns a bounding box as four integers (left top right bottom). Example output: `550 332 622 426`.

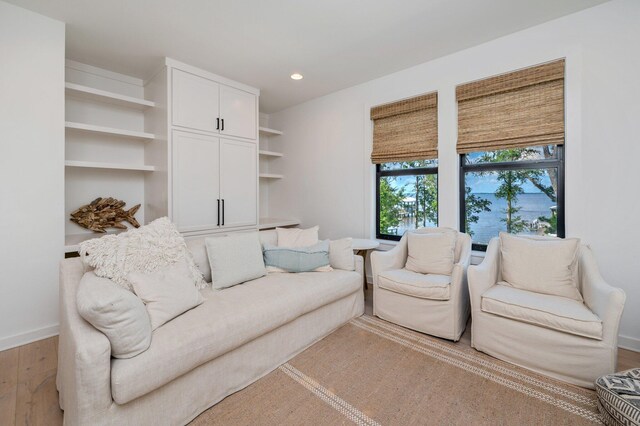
276 226 319 247
329 238 355 271
128 259 204 330
76 272 152 358
405 231 457 275
499 232 582 301
205 232 267 289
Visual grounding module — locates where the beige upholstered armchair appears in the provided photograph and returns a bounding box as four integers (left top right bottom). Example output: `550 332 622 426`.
371 228 472 341
468 236 626 389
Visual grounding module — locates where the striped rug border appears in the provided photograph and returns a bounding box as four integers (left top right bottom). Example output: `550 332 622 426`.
356 315 596 407
351 318 602 424
279 363 381 426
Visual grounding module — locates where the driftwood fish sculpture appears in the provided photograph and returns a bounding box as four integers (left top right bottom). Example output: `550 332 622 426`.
70 197 141 233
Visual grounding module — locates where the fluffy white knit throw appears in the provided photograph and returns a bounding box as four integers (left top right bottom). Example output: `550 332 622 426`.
79 217 207 291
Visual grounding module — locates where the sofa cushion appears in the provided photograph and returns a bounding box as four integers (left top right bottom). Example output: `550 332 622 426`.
378 268 451 300
405 230 457 276
186 230 277 283
481 284 602 340
263 240 331 272
79 217 206 291
329 238 355 271
128 259 204 330
110 269 361 404
499 232 582 301
76 272 152 359
205 232 266 289
276 226 319 247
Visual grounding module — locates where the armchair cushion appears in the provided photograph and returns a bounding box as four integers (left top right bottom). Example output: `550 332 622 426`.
499 233 582 301
481 284 602 340
378 268 451 300
405 230 456 275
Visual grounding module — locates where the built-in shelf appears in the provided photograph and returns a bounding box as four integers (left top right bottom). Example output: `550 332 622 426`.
259 127 283 136
65 230 127 253
258 218 299 230
259 173 283 179
65 82 156 109
65 160 156 172
259 150 283 157
65 121 156 140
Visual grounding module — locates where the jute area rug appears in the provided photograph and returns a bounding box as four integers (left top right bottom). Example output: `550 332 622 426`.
191 315 602 425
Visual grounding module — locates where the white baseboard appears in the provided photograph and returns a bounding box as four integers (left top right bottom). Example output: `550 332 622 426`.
618 334 640 352
0 324 59 352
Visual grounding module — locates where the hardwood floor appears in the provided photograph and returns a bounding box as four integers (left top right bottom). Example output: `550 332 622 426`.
0 294 637 425
0 337 63 426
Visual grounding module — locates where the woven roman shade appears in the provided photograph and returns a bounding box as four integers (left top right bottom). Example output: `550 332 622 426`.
456 59 565 154
370 92 438 163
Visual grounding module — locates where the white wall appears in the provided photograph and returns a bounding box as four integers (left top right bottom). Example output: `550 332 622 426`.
0 2 65 349
269 0 640 350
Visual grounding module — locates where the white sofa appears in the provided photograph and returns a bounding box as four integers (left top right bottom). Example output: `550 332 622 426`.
468 237 626 389
56 231 364 425
371 228 472 341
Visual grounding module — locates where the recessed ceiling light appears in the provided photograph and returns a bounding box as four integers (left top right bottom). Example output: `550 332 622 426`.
290 73 303 80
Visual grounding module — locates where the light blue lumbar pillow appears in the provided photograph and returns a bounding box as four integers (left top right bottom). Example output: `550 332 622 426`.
205 232 267 289
263 240 331 273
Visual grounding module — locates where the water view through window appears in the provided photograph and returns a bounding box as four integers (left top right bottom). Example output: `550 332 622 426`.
377 160 438 239
461 145 563 248
465 170 558 245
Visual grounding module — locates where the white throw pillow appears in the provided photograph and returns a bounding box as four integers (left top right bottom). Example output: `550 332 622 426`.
499 232 582 301
76 272 151 358
276 226 319 247
205 232 267 289
79 217 206 291
405 231 457 275
128 259 204 330
329 238 355 271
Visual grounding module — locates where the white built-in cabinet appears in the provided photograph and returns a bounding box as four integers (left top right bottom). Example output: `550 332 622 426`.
172 131 257 233
146 58 260 236
172 69 257 140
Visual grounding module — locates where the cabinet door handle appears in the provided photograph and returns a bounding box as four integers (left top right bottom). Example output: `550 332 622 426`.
217 199 220 226
221 199 225 226
221 118 224 132
216 117 220 130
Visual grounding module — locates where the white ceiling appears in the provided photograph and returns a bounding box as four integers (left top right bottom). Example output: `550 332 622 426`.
8 0 608 113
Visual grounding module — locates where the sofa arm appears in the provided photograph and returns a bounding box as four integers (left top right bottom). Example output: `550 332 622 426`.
58 259 113 424
370 237 407 287
579 247 626 345
467 237 500 313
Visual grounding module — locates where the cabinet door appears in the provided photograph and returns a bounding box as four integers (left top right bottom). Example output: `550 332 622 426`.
219 85 256 140
219 139 257 228
172 131 220 232
172 69 220 133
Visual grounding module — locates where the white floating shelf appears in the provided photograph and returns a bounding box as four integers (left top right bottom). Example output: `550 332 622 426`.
65 230 127 253
66 121 156 140
66 82 155 109
259 150 283 157
259 127 283 136
65 160 156 172
258 218 299 230
259 173 283 179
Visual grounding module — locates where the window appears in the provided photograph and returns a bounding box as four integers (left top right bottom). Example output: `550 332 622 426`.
459 145 564 251
370 92 439 240
376 159 438 240
456 59 566 250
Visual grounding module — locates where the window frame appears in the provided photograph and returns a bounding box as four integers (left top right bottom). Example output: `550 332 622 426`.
375 162 439 241
458 145 565 251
